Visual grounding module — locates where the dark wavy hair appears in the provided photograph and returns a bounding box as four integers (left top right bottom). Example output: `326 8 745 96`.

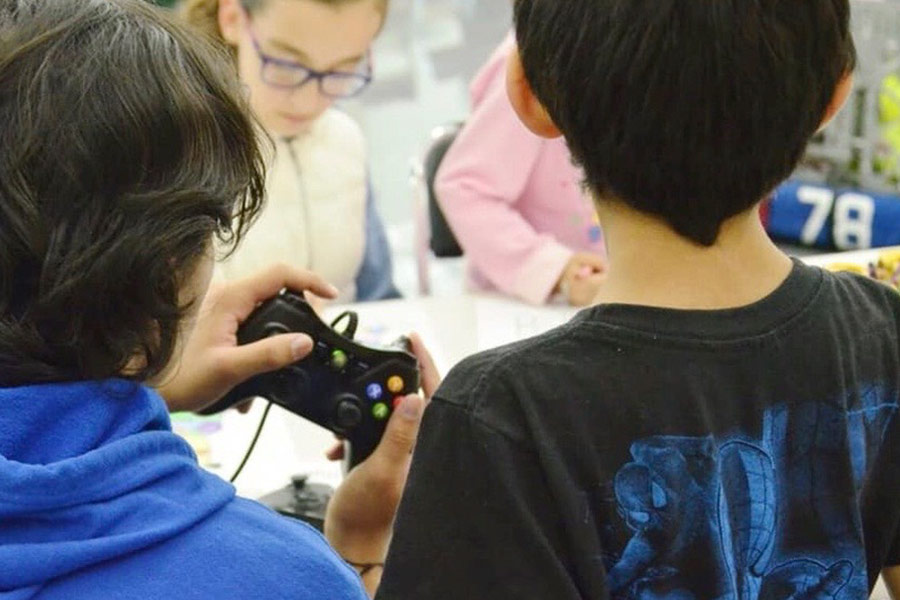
514 0 856 245
0 0 266 385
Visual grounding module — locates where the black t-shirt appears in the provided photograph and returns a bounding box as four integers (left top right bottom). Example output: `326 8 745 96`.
378 262 900 599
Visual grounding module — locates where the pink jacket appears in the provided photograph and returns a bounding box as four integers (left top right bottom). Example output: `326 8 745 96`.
435 34 605 305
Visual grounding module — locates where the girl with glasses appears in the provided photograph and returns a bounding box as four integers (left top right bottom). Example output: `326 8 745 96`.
183 0 399 303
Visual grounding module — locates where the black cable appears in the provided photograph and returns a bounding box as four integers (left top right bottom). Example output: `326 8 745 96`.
330 311 359 340
230 401 273 483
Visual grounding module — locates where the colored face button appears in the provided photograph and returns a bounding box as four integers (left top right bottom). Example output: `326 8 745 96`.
366 383 384 401
387 375 404 394
372 403 389 421
330 349 348 370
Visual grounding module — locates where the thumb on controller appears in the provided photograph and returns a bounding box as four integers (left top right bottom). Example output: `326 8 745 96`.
222 333 314 385
370 395 425 466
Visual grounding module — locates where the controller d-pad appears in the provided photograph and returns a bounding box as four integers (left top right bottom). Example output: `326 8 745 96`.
334 395 363 429
280 366 310 397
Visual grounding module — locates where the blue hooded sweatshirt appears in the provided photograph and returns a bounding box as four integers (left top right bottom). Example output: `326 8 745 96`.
0 380 367 599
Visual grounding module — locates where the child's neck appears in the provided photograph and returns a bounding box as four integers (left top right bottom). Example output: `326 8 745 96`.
593 200 793 310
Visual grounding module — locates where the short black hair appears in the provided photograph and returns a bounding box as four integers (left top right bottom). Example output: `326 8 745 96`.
0 0 266 385
514 0 856 245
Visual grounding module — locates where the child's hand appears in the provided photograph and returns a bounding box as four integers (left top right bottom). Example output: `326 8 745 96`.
304 290 328 317
156 264 339 413
324 394 426 595
559 252 607 306
407 332 442 400
323 331 441 462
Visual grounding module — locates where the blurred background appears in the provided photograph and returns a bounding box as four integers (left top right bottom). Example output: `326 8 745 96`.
161 0 513 297
340 0 512 296
158 0 900 288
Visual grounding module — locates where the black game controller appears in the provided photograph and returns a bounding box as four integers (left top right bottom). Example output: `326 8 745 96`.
200 291 420 468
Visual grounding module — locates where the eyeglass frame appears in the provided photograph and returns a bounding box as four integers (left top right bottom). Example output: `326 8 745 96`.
245 24 373 99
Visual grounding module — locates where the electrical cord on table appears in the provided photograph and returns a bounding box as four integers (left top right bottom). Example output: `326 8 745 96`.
230 401 273 483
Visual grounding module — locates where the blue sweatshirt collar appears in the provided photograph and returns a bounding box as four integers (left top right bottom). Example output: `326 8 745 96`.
0 380 234 594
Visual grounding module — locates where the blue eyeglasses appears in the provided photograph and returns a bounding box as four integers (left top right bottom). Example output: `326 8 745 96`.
247 28 373 99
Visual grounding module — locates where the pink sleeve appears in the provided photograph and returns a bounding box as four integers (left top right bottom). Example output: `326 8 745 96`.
435 68 572 305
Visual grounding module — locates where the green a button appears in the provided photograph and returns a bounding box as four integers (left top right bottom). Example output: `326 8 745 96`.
372 403 389 421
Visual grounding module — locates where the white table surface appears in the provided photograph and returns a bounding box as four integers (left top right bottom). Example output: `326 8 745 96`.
194 248 899 598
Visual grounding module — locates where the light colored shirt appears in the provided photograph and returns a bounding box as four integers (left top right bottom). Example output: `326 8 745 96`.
218 109 398 302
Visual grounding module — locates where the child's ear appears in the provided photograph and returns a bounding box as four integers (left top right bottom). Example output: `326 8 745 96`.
505 48 562 139
819 72 854 132
218 0 244 47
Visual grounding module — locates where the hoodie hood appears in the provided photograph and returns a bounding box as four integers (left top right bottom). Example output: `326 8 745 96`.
0 380 234 598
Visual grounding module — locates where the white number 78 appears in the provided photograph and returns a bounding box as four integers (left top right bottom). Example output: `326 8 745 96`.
796 186 835 245
796 185 875 249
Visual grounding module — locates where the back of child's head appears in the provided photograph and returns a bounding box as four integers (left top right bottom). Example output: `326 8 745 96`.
0 0 265 386
512 0 856 245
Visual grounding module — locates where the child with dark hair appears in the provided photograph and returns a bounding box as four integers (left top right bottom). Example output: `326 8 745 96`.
378 1 900 598
0 0 431 597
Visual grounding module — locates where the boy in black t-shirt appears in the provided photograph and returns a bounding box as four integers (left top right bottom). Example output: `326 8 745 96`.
377 1 900 599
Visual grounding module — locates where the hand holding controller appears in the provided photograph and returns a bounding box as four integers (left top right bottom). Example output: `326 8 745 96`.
200 290 420 468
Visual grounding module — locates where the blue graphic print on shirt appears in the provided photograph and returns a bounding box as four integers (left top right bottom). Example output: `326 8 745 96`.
607 385 898 599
